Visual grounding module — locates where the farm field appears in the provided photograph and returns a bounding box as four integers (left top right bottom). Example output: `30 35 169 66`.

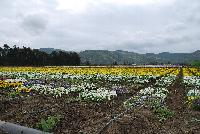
0 66 200 134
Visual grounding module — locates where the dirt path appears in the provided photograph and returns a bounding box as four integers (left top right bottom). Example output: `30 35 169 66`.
166 68 186 112
159 68 187 133
162 67 200 134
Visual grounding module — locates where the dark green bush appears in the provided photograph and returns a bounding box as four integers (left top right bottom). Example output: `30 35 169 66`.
153 106 175 122
36 115 61 132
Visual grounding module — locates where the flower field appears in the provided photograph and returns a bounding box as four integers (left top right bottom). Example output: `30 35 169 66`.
1 66 200 133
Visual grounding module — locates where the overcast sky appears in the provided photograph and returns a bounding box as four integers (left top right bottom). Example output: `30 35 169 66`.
0 0 200 53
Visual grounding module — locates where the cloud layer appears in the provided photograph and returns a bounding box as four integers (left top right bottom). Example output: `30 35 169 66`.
0 0 199 53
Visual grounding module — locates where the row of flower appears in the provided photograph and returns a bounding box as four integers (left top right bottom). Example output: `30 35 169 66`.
183 68 200 110
0 75 160 101
30 74 174 100
0 77 118 101
183 67 200 76
189 68 200 76
183 68 194 76
0 67 180 102
124 74 177 121
124 74 176 106
0 66 178 76
0 72 167 85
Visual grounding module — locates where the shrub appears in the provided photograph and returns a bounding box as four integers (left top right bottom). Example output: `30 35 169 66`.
153 106 175 122
8 91 20 98
36 115 61 132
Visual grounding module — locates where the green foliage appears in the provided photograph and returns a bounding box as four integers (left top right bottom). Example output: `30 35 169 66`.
36 115 61 132
145 98 161 109
153 106 175 122
191 60 200 67
8 91 20 98
123 96 139 109
190 117 200 124
145 98 175 122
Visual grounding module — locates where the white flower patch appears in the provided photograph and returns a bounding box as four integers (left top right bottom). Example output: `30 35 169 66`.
139 87 155 95
155 75 176 87
183 76 200 87
187 89 200 97
139 87 168 100
4 78 27 83
79 88 117 101
30 84 69 98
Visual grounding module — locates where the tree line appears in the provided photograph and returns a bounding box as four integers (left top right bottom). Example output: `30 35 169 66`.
0 44 80 66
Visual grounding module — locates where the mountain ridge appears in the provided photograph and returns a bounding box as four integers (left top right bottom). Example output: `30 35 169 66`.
39 48 200 65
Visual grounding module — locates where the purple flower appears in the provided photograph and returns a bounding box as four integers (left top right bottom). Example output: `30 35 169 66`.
192 98 200 110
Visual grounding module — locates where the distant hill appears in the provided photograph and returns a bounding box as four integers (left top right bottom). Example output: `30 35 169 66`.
146 50 200 64
39 48 64 54
40 48 200 65
79 50 159 65
79 50 200 65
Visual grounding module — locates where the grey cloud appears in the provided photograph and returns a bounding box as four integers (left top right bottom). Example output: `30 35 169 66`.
0 0 200 53
21 14 48 35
